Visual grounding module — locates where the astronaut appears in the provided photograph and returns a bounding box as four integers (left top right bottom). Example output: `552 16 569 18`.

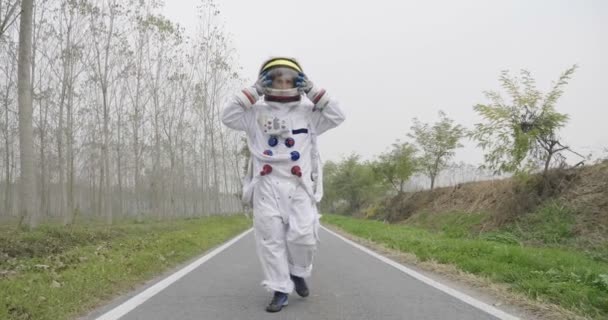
221 57 345 312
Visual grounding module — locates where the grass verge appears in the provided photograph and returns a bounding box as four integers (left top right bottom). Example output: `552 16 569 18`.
0 215 251 320
322 214 608 319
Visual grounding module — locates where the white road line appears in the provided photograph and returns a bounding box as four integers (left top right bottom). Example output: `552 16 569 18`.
321 225 520 320
95 228 253 320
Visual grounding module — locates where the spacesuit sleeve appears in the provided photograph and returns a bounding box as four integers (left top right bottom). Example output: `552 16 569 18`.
311 96 345 135
221 93 256 132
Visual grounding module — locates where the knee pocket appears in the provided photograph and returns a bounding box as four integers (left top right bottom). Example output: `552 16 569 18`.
254 214 284 245
286 225 316 245
286 212 317 245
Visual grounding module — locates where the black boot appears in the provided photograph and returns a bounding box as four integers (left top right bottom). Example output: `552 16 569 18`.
290 274 309 297
266 291 289 313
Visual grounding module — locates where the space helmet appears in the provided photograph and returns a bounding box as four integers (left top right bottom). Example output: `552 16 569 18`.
259 57 303 103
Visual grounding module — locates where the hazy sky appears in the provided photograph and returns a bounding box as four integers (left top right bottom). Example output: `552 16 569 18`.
163 0 608 165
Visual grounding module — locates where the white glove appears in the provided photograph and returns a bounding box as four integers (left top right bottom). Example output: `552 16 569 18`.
295 72 314 94
254 71 272 95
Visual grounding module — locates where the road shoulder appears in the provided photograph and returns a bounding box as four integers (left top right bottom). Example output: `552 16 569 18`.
322 224 585 320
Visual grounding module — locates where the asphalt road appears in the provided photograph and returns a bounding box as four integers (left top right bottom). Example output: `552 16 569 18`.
86 227 518 320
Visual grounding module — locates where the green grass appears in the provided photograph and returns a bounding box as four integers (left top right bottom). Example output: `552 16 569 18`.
399 202 608 263
406 210 488 238
0 215 251 320
322 214 608 319
508 201 608 264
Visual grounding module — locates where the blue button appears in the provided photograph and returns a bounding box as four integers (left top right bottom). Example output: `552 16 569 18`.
268 136 278 147
263 150 273 156
290 151 300 161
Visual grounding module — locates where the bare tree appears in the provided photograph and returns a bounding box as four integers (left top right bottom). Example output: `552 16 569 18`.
0 0 20 39
192 0 242 214
52 0 89 224
31 0 55 218
2 0 245 225
1 33 17 217
87 0 128 224
125 2 155 220
16 0 36 228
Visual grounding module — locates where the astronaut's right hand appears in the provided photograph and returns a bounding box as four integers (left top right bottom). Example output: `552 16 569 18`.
254 71 272 96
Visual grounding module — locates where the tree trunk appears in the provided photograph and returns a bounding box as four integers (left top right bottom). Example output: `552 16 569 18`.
132 28 144 221
201 139 208 216
58 21 73 225
6 146 14 217
133 118 141 220
58 91 66 222
97 158 103 217
3 121 12 218
180 139 187 217
153 101 162 219
167 135 176 218
66 81 75 223
38 98 49 217
4 134 10 217
543 142 556 178
17 0 37 229
217 106 230 213
116 92 124 218
151 48 164 220
209 100 220 214
3 69 14 218
102 85 112 224
193 139 200 217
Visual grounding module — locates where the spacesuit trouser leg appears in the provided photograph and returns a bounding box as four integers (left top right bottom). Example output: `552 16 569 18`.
285 198 320 278
286 241 316 278
253 211 294 294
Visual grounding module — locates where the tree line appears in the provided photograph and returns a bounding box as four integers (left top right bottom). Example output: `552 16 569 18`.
1 0 246 228
322 65 584 215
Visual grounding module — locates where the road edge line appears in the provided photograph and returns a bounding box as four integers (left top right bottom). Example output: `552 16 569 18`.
94 227 253 320
321 225 520 320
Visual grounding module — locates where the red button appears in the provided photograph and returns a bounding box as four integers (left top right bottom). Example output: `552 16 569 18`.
291 165 302 177
260 164 273 176
285 138 295 148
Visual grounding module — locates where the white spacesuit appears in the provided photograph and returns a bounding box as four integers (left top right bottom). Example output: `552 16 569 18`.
221 57 345 312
